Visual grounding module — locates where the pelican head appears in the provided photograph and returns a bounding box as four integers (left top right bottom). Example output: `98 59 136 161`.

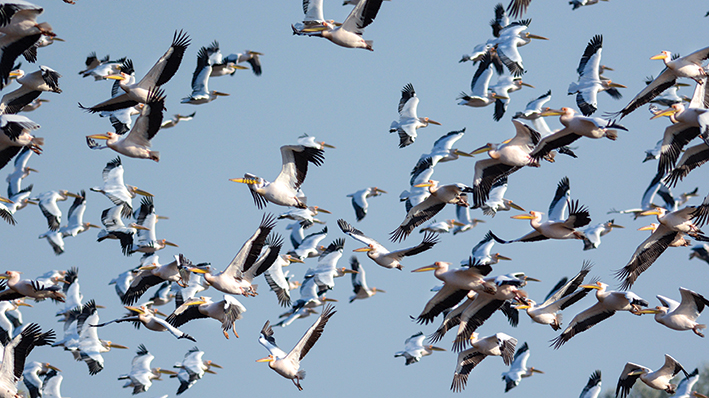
87 132 119 143
638 207 667 217
353 244 375 253
580 281 607 291
411 261 450 273
511 210 541 220
422 117 442 126
650 50 671 61
524 32 549 40
650 103 683 120
106 341 129 349
493 253 512 261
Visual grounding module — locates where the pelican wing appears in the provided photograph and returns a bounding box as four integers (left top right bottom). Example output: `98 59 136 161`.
472 158 521 208
188 46 211 98
286 304 336 362
548 177 570 222
551 302 615 348
616 362 648 398
264 260 293 307
389 232 439 259
398 83 418 119
665 143 709 187
273 145 324 191
136 30 190 88
658 124 701 176
166 298 209 327
223 214 276 279
579 370 602 398
337 218 380 248
615 225 677 290
303 0 325 22
65 191 87 231
390 196 446 242
341 0 383 33
350 256 368 294
471 53 494 96
451 348 487 392
530 127 582 161
121 270 164 305
416 285 469 325
675 287 709 320
613 68 676 119
124 88 165 147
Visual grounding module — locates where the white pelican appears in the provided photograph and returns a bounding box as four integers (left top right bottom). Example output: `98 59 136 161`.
80 31 190 113
531 107 627 160
0 323 54 398
505 177 592 242
65 300 129 375
516 261 592 330
338 218 438 270
389 83 441 148
489 75 534 121
494 19 548 76
160 112 195 129
640 194 709 238
616 354 688 398
348 256 384 302
393 332 444 365
58 190 99 238
296 133 335 150
149 281 174 307
166 295 246 339
477 176 526 217
551 281 648 348
126 197 177 255
90 157 153 217
108 268 138 302
187 215 279 296
257 304 336 391
230 144 324 209
690 244 709 265
450 332 517 392
648 80 691 107
0 196 15 225
39 369 64 398
172 347 221 395
580 219 624 250
0 299 29 337
221 50 263 76
0 114 42 171
291 0 331 34
263 254 303 307
675 368 706 398
96 205 149 254
613 45 709 119
299 0 384 51
93 304 196 342
117 344 175 394
391 180 472 242
181 44 229 105
276 275 337 327
22 361 60 398
470 120 541 207
501 342 543 392
346 187 386 221
38 229 64 255
1 66 61 114
79 54 124 80
0 3 53 89
401 157 435 212
462 231 511 266
578 370 602 398
417 129 473 168
512 90 553 133
122 254 188 305
5 146 35 197
420 219 469 234
568 35 626 116
458 52 506 108
636 287 709 337
34 270 65 288
278 206 330 225
288 225 327 260
452 205 485 234
56 267 80 317
86 87 166 161
0 271 65 302
302 239 353 293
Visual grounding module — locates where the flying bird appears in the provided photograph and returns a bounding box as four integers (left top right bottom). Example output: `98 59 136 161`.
636 287 709 337
393 332 444 365
500 342 543 392
616 354 689 398
346 187 386 221
389 83 441 148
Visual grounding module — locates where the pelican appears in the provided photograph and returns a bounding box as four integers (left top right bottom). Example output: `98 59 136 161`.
401 157 435 212
288 225 327 260
636 287 709 337
39 369 64 398
221 50 263 76
346 187 386 221
470 120 541 207
187 215 279 296
0 4 53 89
665 142 709 187
302 238 353 293
257 304 336 391
57 190 99 238
450 332 517 392
640 194 709 238
515 261 593 330
494 19 548 76
501 342 543 392
263 254 303 307
417 129 473 168
530 107 627 160
79 53 125 79
181 44 229 105
160 112 195 129
122 254 188 305
90 156 153 217
0 299 29 337
86 87 166 161
452 205 486 235
291 0 332 34
80 31 190 113
348 256 384 302
297 133 335 150
675 368 706 398
0 323 54 398
5 146 35 197
276 275 337 328
278 206 330 225
96 205 149 253
513 90 553 134
478 176 526 217
22 361 60 398
166 295 246 339
505 177 592 242
93 304 196 342
458 52 507 108
489 75 534 121
420 219 469 234
616 354 688 398
551 281 648 348
230 144 324 209
648 80 692 107
393 332 444 365
338 218 438 270
0 114 42 171
689 244 709 265
579 370 602 398
0 195 15 225
568 35 625 116
172 347 221 395
56 267 81 317
463 231 511 266
125 197 177 255
389 83 441 148
580 219 624 250
117 344 176 394
612 45 709 119
148 281 174 307
2 66 60 113
391 180 472 242
0 271 65 302
299 0 384 51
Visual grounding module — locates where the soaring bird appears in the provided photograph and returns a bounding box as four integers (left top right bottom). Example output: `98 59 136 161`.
580 219 624 250
477 176 526 217
166 295 246 339
0 3 53 89
450 332 517 392
181 43 229 105
79 30 189 114
263 254 303 307
117 344 176 394
489 75 534 121
348 256 385 302
288 225 328 260
5 146 35 198
616 354 688 398
578 370 602 398
257 304 336 390
230 145 324 209
125 197 177 255
636 287 709 337
90 157 153 217
568 35 625 116
458 52 507 108
172 347 221 395
393 332 444 365
494 19 548 77
298 0 384 51
0 323 54 398
0 114 43 171
346 187 386 221
93 303 195 342
1 66 61 115
501 342 543 392
0 271 65 302
121 254 188 305
389 83 441 148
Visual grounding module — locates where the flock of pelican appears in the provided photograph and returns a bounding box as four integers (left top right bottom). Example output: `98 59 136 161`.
0 0 709 397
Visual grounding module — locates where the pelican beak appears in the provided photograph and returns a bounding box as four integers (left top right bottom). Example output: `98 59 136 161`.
96 305 106 308
413 182 435 188
692 393 708 398
301 25 329 32
639 209 662 216
452 221 466 227
214 91 230 96
16 301 32 307
374 288 386 293
411 264 437 273
491 93 509 100
540 108 564 117
610 224 624 229
511 213 535 220
638 225 655 231
495 254 512 261
8 71 21 77
470 144 492 155
0 275 10 280
580 284 602 290
315 207 331 214
186 300 207 306
104 74 126 80
628 370 646 376
159 369 178 375
601 65 614 71
155 310 167 317
27 168 38 173
650 53 668 60
524 277 541 282
187 267 209 274
0 196 13 204
353 247 374 252
375 188 388 193
163 241 178 247
229 178 259 184
321 142 336 149
131 224 151 231
47 364 61 371
430 346 446 351
531 368 544 374
527 33 549 40
507 201 526 212
287 256 304 263
427 119 442 126
256 356 274 363
234 65 249 70
675 82 691 87
514 304 530 309
205 369 218 374
65 192 81 198
521 82 535 88
322 298 338 302
650 107 679 120
157 215 169 220
52 37 65 42
88 224 101 229
133 188 153 197
86 133 111 140
635 308 662 314
124 306 145 314
608 82 627 88
26 200 38 205
342 268 358 274
453 149 474 157
108 342 129 349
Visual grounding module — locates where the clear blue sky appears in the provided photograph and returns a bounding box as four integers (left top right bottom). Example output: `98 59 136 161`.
3 0 709 397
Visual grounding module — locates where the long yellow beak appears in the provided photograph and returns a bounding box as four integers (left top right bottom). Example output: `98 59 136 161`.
427 119 442 126
527 33 549 40
209 363 223 369
414 182 434 188
159 369 178 375
353 247 374 252
453 149 474 158
230 178 258 184
0 196 13 204
105 74 126 81
638 225 656 231
521 82 535 88
635 308 662 315
164 241 178 247
133 188 153 197
650 53 668 60
47 364 61 372
508 201 526 212
86 133 111 140
511 214 534 220
188 267 209 274
650 107 679 120
256 356 274 363
301 26 328 32
495 254 512 261
540 109 564 117
108 342 129 349
411 265 437 273
470 144 492 155
580 284 601 290
638 209 662 216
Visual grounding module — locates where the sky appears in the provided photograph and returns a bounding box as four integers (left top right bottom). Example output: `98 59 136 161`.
2 0 709 397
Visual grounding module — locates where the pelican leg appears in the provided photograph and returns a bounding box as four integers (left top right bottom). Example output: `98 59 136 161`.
223 330 229 339
232 322 239 338
693 324 706 338
293 377 303 391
